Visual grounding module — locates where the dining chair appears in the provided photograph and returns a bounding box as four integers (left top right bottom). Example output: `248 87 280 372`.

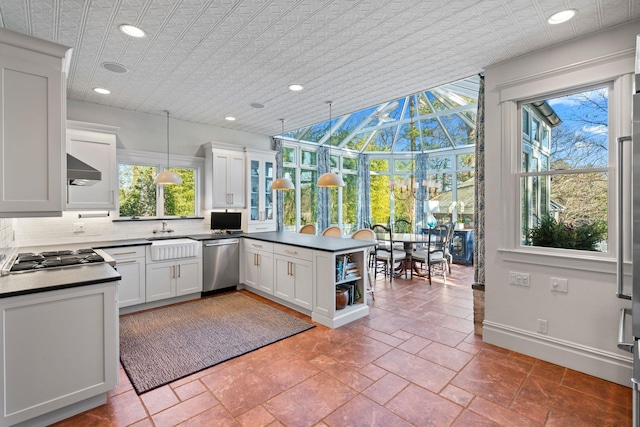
411 224 452 285
321 226 342 237
442 222 455 273
371 224 406 281
392 218 413 250
299 224 316 234
351 228 376 300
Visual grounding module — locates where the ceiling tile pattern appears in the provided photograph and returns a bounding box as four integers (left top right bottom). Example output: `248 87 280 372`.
0 0 638 137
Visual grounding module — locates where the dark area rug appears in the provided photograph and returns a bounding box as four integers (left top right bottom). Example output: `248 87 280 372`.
119 292 314 394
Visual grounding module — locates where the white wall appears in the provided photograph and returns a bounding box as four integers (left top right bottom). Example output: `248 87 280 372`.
67 99 272 156
483 20 640 386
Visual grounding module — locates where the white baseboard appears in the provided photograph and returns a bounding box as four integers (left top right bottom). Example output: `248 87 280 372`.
483 320 632 387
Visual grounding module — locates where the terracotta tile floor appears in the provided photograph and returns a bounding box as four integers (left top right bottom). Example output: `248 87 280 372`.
53 264 632 427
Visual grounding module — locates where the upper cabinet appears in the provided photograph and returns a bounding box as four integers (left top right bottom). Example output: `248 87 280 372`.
204 142 245 209
66 121 119 210
0 28 70 217
246 149 277 233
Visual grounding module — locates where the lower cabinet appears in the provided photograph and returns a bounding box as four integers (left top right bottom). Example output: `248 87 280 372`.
0 282 118 427
146 258 202 302
102 246 146 308
273 244 312 311
242 239 274 294
240 239 374 328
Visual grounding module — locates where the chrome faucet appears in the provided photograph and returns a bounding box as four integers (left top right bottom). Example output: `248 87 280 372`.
153 220 174 234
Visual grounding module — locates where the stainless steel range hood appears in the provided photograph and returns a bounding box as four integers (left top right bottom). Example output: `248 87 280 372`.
67 154 101 186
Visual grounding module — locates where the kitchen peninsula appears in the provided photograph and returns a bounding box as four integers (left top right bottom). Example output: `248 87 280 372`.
239 232 376 329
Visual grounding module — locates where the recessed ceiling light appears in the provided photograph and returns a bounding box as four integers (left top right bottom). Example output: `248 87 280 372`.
250 102 265 109
225 116 236 121
101 62 129 73
93 87 111 95
288 84 304 91
548 9 576 25
119 24 146 38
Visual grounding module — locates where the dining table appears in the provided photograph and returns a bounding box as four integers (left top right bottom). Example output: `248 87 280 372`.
385 232 436 278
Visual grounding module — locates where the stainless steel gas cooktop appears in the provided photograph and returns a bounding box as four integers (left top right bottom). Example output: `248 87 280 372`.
7 249 106 273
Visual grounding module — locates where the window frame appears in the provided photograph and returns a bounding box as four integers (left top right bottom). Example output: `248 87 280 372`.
116 149 203 219
498 67 633 266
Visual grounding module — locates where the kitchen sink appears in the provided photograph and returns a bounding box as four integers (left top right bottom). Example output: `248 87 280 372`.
149 238 200 261
147 235 188 241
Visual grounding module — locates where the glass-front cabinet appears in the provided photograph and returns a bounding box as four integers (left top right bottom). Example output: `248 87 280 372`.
246 149 277 232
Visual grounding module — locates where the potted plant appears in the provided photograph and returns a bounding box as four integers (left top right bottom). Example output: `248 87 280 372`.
526 215 607 251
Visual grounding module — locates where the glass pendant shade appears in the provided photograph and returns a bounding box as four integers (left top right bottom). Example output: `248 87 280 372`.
154 170 182 185
272 176 295 190
317 172 345 188
272 119 295 191
154 110 182 185
317 101 344 188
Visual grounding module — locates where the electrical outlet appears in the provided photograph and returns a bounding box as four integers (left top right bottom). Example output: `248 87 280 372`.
550 277 568 293
73 222 85 233
537 318 548 334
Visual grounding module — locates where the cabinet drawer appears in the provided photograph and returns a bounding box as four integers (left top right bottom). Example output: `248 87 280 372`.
273 244 312 261
244 239 274 253
102 246 146 260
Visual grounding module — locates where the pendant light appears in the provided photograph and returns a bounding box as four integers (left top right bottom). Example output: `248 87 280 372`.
154 110 182 185
271 119 295 191
317 101 345 188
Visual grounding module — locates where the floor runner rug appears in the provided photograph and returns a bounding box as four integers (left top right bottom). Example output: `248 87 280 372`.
119 292 314 394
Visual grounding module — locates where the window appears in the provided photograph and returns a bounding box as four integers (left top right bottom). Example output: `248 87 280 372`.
519 85 610 252
117 150 201 219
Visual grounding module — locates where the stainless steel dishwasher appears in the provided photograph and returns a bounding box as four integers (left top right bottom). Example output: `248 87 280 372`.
202 238 239 295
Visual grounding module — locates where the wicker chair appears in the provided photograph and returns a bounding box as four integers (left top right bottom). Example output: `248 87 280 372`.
351 228 377 300
321 226 342 237
299 224 316 234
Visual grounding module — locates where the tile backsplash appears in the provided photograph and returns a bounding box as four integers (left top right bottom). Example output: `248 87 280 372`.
0 218 15 260
13 211 211 248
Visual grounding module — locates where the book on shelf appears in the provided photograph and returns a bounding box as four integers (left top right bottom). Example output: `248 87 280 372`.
336 254 360 281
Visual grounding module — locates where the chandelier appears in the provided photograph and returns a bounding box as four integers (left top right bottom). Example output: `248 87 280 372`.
388 96 438 201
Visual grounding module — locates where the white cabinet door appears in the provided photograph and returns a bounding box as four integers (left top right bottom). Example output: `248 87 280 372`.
146 262 176 302
208 148 245 208
0 31 68 217
66 122 118 210
246 150 277 232
176 258 203 296
274 256 295 302
115 259 146 308
0 282 118 427
256 251 274 295
243 248 260 289
292 259 312 310
227 153 245 207
242 239 274 294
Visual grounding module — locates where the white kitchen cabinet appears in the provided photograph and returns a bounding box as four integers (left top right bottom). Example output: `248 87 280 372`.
0 281 118 427
246 149 277 233
204 143 245 209
0 28 70 217
146 258 202 302
66 121 119 210
242 239 274 294
273 244 312 311
102 246 145 308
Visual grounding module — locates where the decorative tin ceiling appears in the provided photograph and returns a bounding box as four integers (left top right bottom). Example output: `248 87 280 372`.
0 0 638 136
